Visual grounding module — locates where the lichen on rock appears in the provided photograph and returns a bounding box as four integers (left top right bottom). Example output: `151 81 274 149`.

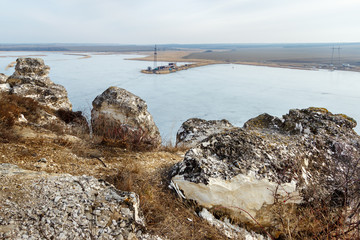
176 118 234 147
91 86 161 150
0 73 8 84
0 73 10 93
170 107 360 234
6 58 72 111
0 58 89 140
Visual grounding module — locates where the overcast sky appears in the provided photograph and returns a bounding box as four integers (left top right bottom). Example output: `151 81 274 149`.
1 0 359 44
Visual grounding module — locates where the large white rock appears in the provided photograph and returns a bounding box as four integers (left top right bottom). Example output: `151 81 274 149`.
91 86 161 149
170 108 360 235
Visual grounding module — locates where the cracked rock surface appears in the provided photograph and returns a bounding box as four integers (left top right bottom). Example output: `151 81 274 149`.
91 86 161 150
171 107 360 232
0 163 161 240
176 118 234 148
6 58 72 111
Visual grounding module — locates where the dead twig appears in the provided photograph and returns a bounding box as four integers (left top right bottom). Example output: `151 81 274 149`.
95 157 107 168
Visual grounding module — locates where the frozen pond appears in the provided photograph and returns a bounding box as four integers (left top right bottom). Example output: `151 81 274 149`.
1 52 359 142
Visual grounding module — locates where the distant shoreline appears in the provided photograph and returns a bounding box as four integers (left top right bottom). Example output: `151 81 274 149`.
1 48 360 73
126 50 360 73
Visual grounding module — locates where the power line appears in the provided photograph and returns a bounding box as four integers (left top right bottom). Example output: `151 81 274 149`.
331 45 341 66
154 45 157 69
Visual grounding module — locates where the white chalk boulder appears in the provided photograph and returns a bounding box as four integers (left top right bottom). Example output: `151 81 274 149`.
91 86 161 149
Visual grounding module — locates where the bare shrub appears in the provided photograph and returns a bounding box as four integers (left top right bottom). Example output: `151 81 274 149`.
272 157 360 239
92 116 155 151
160 141 190 153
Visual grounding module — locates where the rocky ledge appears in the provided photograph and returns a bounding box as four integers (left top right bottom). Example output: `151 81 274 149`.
0 164 161 240
170 107 360 236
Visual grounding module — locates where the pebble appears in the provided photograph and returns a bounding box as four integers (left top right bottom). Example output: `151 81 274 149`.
116 235 124 240
38 158 47 163
93 210 101 216
120 221 127 228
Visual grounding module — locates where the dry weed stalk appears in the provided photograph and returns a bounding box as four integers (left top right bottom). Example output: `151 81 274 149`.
92 116 154 151
105 164 227 240
271 156 360 239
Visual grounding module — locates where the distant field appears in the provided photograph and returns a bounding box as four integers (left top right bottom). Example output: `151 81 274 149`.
128 43 360 72
127 50 221 64
2 42 360 71
183 44 360 67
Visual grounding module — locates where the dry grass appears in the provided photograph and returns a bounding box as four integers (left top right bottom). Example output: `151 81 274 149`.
0 92 46 124
0 93 222 240
105 159 227 240
270 156 360 240
159 141 189 153
0 131 227 239
1 115 358 240
0 93 91 143
271 201 360 240
3 94 358 239
0 93 45 142
92 116 160 151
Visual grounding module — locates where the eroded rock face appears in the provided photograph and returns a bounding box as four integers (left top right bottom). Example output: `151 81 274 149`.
0 164 161 240
176 118 234 147
91 87 161 149
0 59 88 139
0 73 7 83
6 58 72 111
7 58 51 86
170 108 360 232
0 83 10 93
0 73 10 93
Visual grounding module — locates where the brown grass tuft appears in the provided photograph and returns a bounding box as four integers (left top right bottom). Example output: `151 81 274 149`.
92 116 159 151
0 92 54 127
105 164 227 240
159 141 190 154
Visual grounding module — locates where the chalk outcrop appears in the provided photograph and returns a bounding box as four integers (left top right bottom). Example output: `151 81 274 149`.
170 108 360 233
7 58 72 111
91 87 161 149
0 83 10 93
0 164 161 240
0 73 10 93
0 58 88 139
176 118 234 147
0 73 7 83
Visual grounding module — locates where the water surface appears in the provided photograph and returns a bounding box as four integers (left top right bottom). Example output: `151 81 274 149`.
1 52 359 141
